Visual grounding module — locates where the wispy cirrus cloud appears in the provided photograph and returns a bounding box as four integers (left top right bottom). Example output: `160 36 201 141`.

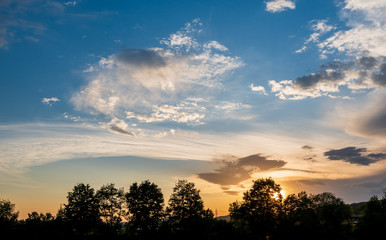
71 19 244 135
296 20 336 57
265 0 295 13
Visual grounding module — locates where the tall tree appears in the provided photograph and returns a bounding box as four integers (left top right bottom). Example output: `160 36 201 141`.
0 199 19 238
0 199 19 223
126 180 164 233
64 183 100 235
229 178 282 239
277 191 319 240
312 192 352 239
96 183 125 228
355 190 386 240
166 179 212 222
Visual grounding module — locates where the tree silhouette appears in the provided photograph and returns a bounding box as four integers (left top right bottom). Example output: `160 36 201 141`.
229 178 282 239
312 192 352 239
96 183 125 228
64 183 100 235
0 199 19 223
355 190 386 240
166 179 212 222
0 199 19 238
278 191 319 240
166 179 213 239
126 180 164 235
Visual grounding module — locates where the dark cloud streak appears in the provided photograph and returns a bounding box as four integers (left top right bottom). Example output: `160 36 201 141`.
197 154 286 187
324 147 385 165
116 48 167 68
293 56 386 90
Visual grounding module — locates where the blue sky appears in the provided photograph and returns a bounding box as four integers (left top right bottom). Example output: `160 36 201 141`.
1 0 386 218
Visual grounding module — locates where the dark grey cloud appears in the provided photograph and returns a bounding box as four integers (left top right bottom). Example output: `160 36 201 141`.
197 154 286 187
116 48 167 68
294 69 344 89
372 63 386 86
303 155 317 162
293 56 386 90
358 56 377 69
108 125 134 136
302 145 313 150
324 147 386 166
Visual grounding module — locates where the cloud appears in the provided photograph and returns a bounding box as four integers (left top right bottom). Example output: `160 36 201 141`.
296 20 336 55
197 154 286 187
64 1 79 7
0 1 66 49
71 19 243 133
250 84 268 95
223 191 239 196
214 102 252 111
126 101 206 125
100 118 134 136
339 92 386 139
42 97 60 106
265 0 295 13
269 57 386 100
317 0 386 58
301 145 313 150
324 146 386 165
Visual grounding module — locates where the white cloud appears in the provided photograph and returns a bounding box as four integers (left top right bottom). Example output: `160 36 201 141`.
214 102 252 111
265 0 295 13
296 20 336 55
318 0 386 58
126 102 206 125
71 19 243 133
100 118 134 136
250 84 268 95
42 97 60 106
204 41 229 52
83 65 95 73
268 65 373 100
64 1 79 7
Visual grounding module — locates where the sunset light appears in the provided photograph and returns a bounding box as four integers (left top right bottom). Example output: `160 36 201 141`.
0 1 385 239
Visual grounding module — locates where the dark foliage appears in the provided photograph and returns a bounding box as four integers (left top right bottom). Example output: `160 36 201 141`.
0 179 385 240
126 180 164 238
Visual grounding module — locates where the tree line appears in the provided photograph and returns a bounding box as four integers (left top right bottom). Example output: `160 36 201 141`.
1 178 385 240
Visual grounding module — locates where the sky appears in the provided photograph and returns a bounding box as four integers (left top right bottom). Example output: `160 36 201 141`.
0 0 386 219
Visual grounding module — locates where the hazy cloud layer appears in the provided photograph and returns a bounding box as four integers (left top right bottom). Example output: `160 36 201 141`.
265 0 295 13
269 57 386 100
0 1 71 49
324 146 386 165
335 91 386 140
71 19 244 134
197 154 286 187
